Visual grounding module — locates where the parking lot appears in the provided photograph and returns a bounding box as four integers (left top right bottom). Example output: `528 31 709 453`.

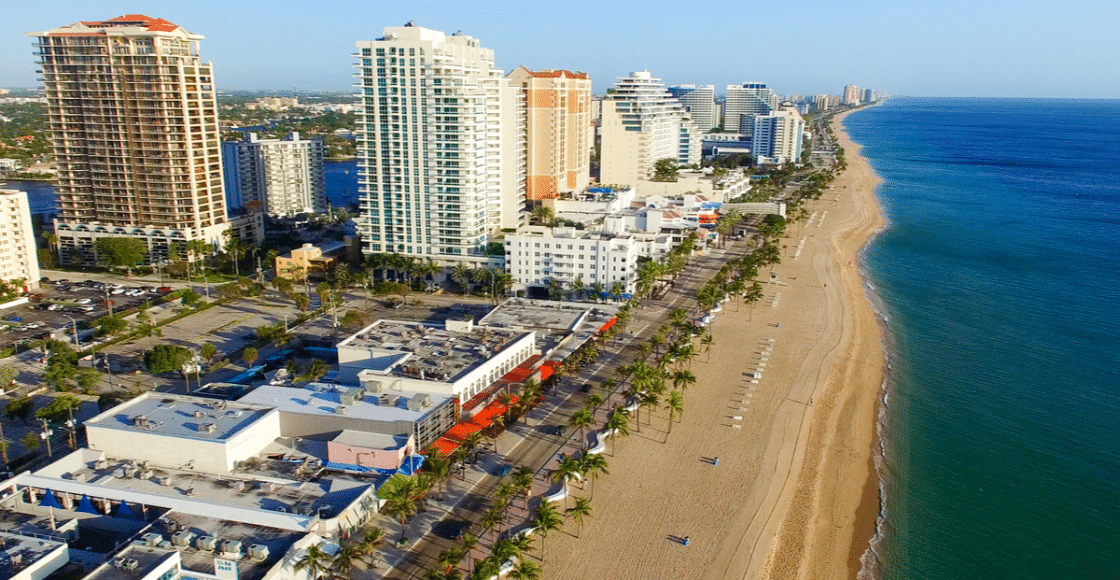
1 277 170 352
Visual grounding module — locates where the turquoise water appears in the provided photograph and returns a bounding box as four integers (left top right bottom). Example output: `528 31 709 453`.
846 99 1120 579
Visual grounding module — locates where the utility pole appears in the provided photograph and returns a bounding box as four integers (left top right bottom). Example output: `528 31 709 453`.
39 419 53 458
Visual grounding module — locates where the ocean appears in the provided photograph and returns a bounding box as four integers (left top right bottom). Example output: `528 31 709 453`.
846 98 1120 579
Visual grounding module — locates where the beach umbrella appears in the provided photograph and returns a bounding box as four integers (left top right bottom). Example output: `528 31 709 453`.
117 501 133 515
77 494 98 514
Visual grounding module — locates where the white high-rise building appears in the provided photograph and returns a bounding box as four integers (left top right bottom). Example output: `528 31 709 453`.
843 84 861 105
222 132 326 217
725 82 779 134
752 108 805 165
668 84 716 131
600 71 701 186
29 15 229 266
354 25 525 263
0 189 41 291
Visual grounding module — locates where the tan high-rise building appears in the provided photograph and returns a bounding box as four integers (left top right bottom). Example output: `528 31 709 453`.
843 84 861 106
29 15 229 265
0 189 41 291
508 67 592 201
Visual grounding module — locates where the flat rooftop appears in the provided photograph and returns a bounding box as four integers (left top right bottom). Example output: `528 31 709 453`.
14 450 370 531
84 393 274 442
240 384 452 426
479 298 618 333
0 530 66 577
337 320 530 383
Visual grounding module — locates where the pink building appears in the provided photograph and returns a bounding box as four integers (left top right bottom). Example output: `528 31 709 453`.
327 430 415 470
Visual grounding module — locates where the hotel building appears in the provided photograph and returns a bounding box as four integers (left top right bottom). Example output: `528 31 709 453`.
29 15 229 266
507 67 592 201
221 132 326 217
600 71 701 186
724 82 778 134
354 25 525 264
0 189 41 291
751 108 805 165
668 84 716 131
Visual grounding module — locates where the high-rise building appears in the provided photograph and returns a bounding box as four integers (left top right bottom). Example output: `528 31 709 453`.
600 71 701 186
354 25 525 262
843 84 861 105
814 94 839 111
0 189 41 291
668 84 716 131
507 67 592 201
29 15 229 266
863 88 875 103
222 132 326 217
725 82 778 134
751 108 805 165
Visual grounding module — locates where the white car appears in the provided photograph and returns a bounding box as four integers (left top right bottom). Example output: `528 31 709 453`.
111 288 126 295
76 298 92 304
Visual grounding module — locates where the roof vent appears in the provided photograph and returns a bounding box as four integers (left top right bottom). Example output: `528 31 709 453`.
198 423 216 433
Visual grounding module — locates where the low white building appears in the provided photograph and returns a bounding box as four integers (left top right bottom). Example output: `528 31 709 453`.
335 319 537 407
504 226 672 295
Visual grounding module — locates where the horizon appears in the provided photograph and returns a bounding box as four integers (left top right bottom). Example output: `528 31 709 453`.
2 0 1118 98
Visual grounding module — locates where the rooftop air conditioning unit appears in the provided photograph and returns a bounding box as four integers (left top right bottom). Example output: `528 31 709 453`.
95 460 109 469
139 469 154 480
125 559 139 571
172 531 195 547
248 544 270 560
72 472 88 482
334 405 348 415
221 540 243 557
198 423 216 433
196 536 217 551
158 476 173 486
142 533 162 546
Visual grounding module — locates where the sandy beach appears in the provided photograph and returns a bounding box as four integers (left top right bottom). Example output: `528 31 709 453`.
540 109 885 580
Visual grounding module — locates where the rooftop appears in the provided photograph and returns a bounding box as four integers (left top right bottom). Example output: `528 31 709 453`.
84 393 274 442
337 320 530 383
15 448 368 531
240 384 452 426
0 530 66 578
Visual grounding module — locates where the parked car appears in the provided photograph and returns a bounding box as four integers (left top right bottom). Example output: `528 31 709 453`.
157 287 172 294
76 298 92 304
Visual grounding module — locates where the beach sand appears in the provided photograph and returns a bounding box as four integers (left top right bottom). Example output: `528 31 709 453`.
540 109 885 580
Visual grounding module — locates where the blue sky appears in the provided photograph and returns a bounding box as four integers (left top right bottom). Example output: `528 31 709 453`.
3 0 1118 97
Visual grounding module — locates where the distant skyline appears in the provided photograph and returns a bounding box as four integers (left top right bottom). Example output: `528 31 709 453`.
3 0 1118 98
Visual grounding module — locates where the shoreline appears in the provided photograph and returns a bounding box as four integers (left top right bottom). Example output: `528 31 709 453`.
538 107 887 580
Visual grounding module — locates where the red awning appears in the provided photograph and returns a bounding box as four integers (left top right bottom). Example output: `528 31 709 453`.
429 396 518 456
599 317 617 332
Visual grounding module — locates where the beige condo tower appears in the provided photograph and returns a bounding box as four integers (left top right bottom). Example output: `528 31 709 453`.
507 67 592 201
29 14 229 265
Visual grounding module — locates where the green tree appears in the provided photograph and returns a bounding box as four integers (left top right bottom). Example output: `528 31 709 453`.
532 500 564 561
379 474 424 540
665 389 684 435
293 544 333 580
651 158 679 182
568 408 594 448
96 315 128 337
0 365 17 387
566 497 594 538
36 394 81 424
579 453 609 499
180 289 202 307
95 237 147 275
4 397 33 421
199 343 217 364
145 344 193 374
243 347 259 367
307 358 328 382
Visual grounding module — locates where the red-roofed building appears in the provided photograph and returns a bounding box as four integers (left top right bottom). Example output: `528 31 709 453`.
27 16 230 266
508 66 593 200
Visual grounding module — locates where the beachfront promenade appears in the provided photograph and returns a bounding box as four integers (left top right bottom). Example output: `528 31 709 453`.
371 241 759 579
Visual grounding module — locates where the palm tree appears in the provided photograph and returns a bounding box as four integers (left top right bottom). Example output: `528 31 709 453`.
701 331 715 362
451 264 473 295
437 547 467 575
479 507 502 542
533 500 563 561
356 526 386 569
509 532 534 560
585 393 603 412
294 544 332 580
512 465 534 509
379 474 423 541
531 205 554 226
550 455 583 494
566 497 594 538
578 453 609 499
570 276 586 301
462 431 485 458
605 408 631 455
331 542 362 580
509 559 542 580
665 390 684 436
671 369 697 392
567 409 594 448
